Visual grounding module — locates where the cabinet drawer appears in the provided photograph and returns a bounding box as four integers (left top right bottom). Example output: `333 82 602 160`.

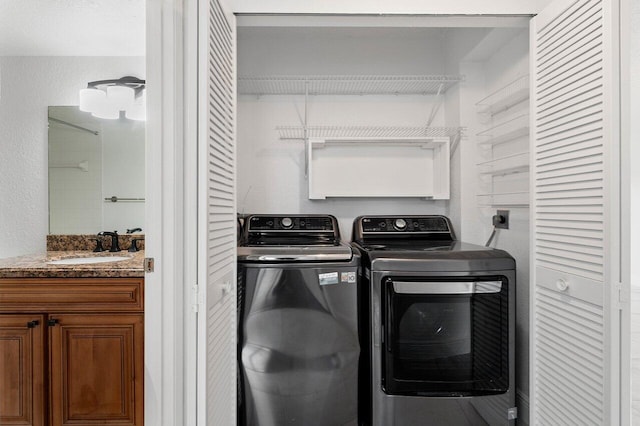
0 278 144 312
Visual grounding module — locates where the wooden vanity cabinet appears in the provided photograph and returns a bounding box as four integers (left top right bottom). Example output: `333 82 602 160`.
0 277 144 426
49 313 143 426
0 314 45 426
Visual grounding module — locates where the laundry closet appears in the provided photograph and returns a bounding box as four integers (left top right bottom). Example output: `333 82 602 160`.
198 1 624 424
235 15 532 420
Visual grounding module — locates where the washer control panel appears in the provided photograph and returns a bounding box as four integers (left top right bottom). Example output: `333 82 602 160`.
359 216 451 234
248 215 336 232
393 218 407 231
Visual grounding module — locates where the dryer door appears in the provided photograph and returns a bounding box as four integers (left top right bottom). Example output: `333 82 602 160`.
382 276 509 396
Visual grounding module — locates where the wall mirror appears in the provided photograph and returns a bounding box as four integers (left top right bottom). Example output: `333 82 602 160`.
48 106 145 234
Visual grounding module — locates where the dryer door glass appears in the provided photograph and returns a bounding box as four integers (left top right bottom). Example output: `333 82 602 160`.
382 277 509 396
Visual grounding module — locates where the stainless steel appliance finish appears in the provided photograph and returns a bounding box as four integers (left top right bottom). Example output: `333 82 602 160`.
352 215 516 426
238 215 360 426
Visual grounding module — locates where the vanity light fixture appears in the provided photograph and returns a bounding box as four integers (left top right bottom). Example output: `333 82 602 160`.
79 76 146 120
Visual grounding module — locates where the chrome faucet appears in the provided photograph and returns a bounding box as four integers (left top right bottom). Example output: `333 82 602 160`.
98 231 120 252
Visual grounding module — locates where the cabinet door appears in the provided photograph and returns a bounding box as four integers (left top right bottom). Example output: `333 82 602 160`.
0 314 45 426
49 314 143 426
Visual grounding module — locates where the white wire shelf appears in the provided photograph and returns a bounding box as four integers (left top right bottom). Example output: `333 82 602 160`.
476 74 529 115
477 191 530 207
479 164 529 176
477 114 529 146
276 126 464 140
477 151 530 176
238 75 464 96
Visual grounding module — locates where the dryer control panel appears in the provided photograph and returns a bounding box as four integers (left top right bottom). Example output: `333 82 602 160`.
353 215 455 242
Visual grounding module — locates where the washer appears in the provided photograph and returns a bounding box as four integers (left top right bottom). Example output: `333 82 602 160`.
237 214 360 426
351 215 516 426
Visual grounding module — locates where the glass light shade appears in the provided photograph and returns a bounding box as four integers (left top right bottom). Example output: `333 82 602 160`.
91 97 120 119
125 91 146 121
79 88 105 112
107 85 135 110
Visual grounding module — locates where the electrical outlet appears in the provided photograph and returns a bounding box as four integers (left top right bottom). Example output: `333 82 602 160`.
493 210 510 229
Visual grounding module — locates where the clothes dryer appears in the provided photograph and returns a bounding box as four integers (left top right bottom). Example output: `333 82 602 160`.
351 215 516 426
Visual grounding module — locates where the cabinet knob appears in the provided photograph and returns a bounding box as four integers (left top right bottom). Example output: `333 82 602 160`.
27 320 39 328
555 278 569 292
47 318 60 326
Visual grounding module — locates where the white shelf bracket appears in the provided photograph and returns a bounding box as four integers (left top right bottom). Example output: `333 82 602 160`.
304 80 309 178
425 83 444 128
450 131 462 159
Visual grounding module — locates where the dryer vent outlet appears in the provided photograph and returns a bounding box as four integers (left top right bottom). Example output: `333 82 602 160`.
493 210 509 229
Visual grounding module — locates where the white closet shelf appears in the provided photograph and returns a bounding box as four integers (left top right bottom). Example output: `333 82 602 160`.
238 75 464 96
478 127 529 145
477 114 529 145
277 125 463 140
477 191 530 207
308 136 450 200
476 74 529 115
477 151 530 176
479 164 529 176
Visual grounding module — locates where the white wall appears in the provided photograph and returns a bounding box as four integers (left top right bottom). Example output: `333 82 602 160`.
238 27 447 75
443 28 494 234
0 56 144 258
631 0 640 288
238 97 449 235
237 28 469 236
457 28 531 423
232 0 553 15
629 0 640 422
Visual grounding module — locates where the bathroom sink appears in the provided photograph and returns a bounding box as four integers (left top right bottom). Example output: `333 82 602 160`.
47 256 131 265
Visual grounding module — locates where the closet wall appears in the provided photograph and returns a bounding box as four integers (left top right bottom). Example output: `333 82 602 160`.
232 0 552 15
457 28 531 422
237 27 489 237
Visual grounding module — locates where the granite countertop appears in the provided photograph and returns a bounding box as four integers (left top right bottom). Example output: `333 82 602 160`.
0 250 145 278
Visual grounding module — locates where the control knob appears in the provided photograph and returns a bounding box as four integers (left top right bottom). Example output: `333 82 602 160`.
281 217 294 229
394 218 407 231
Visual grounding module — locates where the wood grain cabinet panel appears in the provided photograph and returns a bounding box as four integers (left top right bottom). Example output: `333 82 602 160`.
0 314 45 426
0 278 144 426
49 314 144 426
0 278 143 313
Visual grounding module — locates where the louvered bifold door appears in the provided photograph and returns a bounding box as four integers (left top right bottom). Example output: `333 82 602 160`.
530 0 621 425
197 0 237 425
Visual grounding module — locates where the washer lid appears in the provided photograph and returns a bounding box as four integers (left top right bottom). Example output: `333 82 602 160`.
237 242 353 262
